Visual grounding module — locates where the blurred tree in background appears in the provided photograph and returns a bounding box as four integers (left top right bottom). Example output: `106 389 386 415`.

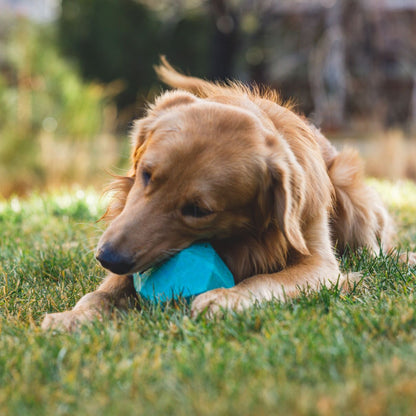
57 0 416 131
0 18 119 196
59 0 212 122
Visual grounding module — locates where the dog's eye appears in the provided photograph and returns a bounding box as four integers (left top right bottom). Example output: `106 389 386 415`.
142 170 151 187
181 203 213 218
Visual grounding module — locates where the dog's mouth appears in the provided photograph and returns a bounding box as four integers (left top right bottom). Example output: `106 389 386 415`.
107 251 178 276
129 246 191 275
96 240 191 276
132 256 168 275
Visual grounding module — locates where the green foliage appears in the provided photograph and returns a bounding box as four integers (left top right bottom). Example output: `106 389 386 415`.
0 19 121 196
0 181 416 415
0 2 213 197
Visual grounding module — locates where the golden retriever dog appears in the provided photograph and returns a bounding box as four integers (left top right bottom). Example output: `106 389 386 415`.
42 58 416 331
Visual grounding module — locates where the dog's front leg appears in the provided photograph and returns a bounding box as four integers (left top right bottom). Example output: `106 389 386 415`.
41 274 136 332
191 259 355 318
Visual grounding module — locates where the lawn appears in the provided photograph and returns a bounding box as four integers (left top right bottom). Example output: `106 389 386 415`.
1 181 416 416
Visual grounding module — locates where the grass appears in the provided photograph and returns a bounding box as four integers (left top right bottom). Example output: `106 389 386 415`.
1 181 416 416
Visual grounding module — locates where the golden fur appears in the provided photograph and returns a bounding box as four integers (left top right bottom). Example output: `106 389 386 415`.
42 58 415 330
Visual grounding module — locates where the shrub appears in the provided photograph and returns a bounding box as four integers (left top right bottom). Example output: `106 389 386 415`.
0 19 122 196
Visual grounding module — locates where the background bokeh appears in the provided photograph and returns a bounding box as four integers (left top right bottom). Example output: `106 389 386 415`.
1 0 416 197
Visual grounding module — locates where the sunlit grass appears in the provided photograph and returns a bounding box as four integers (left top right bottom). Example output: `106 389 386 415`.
0 181 416 415
369 179 416 213
367 179 416 247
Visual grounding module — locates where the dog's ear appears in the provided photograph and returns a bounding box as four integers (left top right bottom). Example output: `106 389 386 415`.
100 119 149 222
256 151 310 256
130 118 148 168
272 159 310 256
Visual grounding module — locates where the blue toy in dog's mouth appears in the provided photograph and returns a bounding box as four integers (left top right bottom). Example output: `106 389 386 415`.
133 242 235 302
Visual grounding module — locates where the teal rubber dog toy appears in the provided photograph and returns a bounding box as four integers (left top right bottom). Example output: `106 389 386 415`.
133 242 234 302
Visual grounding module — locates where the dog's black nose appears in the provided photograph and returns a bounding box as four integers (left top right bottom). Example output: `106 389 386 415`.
96 243 135 275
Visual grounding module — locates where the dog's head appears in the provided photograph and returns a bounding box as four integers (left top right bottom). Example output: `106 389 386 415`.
96 89 311 275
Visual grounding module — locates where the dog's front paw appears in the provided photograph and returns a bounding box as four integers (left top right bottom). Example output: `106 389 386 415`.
191 288 251 319
41 309 99 332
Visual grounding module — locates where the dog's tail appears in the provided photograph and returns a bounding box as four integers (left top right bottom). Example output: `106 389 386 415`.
154 56 219 98
155 56 285 105
328 147 395 253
